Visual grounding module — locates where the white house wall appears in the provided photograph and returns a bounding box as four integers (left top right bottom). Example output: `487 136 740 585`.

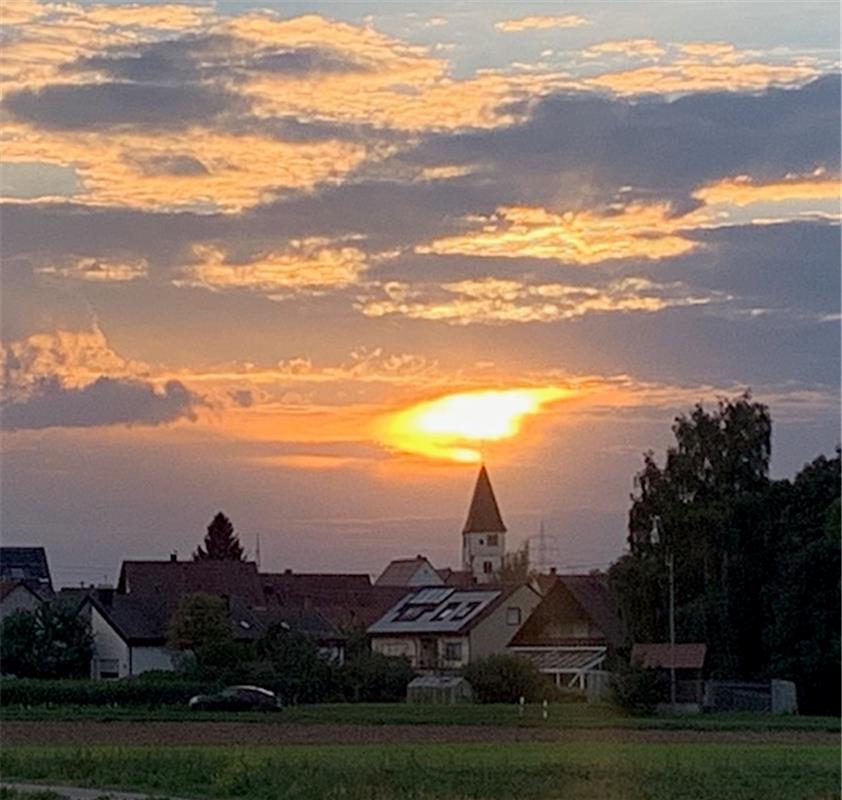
90 605 131 678
469 585 542 660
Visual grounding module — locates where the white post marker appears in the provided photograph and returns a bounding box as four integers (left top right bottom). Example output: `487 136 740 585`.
542 699 548 721
518 696 525 716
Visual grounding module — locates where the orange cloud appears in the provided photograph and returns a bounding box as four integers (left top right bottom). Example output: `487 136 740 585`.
358 276 723 326
583 39 666 59
176 240 368 296
35 256 148 282
693 171 841 207
495 15 588 33
416 203 701 265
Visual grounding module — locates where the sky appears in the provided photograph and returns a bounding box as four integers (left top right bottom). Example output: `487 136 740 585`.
0 0 839 588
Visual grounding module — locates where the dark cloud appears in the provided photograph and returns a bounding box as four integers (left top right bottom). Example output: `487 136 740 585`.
1 376 202 430
402 75 841 209
70 34 366 84
3 83 246 130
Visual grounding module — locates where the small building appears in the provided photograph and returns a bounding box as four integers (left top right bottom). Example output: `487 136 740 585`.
375 556 444 588
631 642 707 711
407 675 473 705
368 584 541 672
0 546 54 598
508 573 624 689
0 579 44 620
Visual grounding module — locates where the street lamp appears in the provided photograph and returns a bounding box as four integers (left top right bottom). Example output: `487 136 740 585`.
651 515 676 713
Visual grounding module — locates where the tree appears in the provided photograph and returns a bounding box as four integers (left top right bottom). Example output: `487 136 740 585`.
193 512 245 561
463 653 547 703
612 393 774 677
256 624 333 704
497 543 536 585
167 593 239 673
0 602 93 678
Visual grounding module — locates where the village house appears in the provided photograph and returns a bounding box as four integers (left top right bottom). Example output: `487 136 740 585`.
508 571 624 689
0 546 54 598
0 579 44 620
375 556 444 588
368 584 542 671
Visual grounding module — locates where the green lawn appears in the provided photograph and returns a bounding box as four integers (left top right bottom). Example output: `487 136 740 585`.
1 702 838 732
1 742 838 800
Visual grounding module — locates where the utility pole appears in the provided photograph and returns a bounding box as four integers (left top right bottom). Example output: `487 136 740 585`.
653 516 677 713
255 533 262 571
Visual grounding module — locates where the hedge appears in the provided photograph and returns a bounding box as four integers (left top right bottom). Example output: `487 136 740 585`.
0 678 223 707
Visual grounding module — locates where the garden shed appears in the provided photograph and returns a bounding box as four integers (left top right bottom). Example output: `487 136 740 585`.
407 675 473 705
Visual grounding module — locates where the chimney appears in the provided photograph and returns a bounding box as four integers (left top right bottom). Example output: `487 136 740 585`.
170 551 178 562
549 567 557 576
284 568 293 575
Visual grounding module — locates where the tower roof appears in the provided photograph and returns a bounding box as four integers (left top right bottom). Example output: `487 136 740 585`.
462 465 507 534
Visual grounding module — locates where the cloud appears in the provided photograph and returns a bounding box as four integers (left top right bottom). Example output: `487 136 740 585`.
583 39 666 60
4 82 245 131
495 15 588 33
693 170 840 207
416 203 704 265
35 256 148 282
176 239 368 296
357 276 726 326
1 376 201 430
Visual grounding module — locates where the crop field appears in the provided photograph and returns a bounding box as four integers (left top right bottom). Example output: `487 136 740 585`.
1 740 839 800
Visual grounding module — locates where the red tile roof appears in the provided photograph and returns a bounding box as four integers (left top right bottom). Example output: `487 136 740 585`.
462 466 506 534
631 643 707 670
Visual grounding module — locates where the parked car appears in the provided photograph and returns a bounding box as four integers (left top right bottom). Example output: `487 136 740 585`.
188 685 282 712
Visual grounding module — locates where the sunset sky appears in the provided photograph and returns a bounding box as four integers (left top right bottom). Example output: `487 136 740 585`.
1 0 839 587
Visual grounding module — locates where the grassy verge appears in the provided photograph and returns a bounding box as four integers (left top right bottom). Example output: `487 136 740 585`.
1 703 839 732
1 742 838 800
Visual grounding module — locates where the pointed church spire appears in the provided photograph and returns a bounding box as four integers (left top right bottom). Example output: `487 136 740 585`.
462 465 507 534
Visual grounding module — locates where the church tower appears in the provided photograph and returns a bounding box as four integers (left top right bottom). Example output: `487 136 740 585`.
462 465 507 584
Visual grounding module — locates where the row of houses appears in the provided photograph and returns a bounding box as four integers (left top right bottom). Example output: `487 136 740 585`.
0 466 704 694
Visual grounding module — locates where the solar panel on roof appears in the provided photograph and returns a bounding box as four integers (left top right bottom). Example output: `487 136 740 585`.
412 587 454 604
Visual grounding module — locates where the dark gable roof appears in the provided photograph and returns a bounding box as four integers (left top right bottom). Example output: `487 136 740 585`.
632 643 707 670
374 556 441 587
117 560 265 608
462 466 506 534
86 594 171 644
263 572 372 596
0 579 43 603
0 547 53 593
509 573 624 648
436 568 476 588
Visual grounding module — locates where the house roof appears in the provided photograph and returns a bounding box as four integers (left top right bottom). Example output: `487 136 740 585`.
117 560 265 608
0 579 42 603
0 547 53 594
368 586 505 635
436 568 476 588
374 556 442 587
228 597 345 642
462 466 506 534
263 572 372 596
631 643 707 670
509 574 624 648
87 594 172 644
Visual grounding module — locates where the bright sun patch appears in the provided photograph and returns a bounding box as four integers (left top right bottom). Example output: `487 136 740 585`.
376 387 570 462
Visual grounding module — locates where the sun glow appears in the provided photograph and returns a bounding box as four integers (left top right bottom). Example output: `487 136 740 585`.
377 387 570 462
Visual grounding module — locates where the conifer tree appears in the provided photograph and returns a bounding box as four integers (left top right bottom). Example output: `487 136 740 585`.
193 512 245 561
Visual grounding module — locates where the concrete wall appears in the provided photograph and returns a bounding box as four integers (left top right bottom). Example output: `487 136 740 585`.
0 586 42 620
469 585 542 661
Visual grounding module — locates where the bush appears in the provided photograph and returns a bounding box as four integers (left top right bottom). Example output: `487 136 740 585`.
609 663 667 715
340 652 416 702
463 654 547 703
0 678 222 707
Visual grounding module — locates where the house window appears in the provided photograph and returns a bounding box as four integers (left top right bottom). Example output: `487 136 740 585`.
444 642 462 661
483 561 493 574
98 659 119 679
487 534 498 547
506 607 522 625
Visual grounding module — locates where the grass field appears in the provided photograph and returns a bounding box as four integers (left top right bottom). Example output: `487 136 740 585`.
2 741 839 800
1 702 839 732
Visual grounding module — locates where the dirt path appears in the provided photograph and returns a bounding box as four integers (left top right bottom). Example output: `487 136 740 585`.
1 720 836 747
